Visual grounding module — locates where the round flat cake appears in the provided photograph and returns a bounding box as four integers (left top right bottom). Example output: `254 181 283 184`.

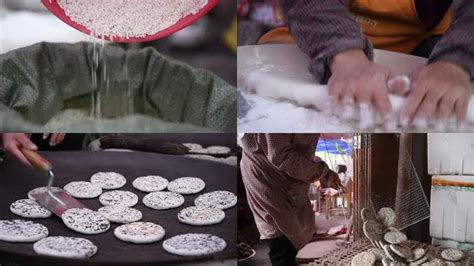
90 172 127 189
114 222 165 244
377 207 396 228
162 233 226 256
407 247 426 262
384 229 407 244
389 243 412 258
183 143 203 152
63 181 102 199
425 258 444 265
360 208 375 222
441 248 464 262
98 205 142 223
351 251 376 266
367 247 387 261
143 191 185 210
177 206 225 226
194 191 237 210
167 177 205 195
132 175 168 192
99 190 138 207
363 219 384 241
61 208 110 234
33 236 97 258
0 219 48 242
28 186 63 200
382 244 399 263
10 199 52 218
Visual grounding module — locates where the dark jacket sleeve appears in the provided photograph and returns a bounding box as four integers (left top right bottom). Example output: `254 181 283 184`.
279 0 373 83
429 0 474 79
262 134 329 183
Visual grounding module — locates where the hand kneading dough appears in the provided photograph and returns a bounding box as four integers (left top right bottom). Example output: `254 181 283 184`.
244 71 474 126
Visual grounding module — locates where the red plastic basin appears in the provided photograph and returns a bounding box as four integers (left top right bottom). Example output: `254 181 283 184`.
41 0 220 43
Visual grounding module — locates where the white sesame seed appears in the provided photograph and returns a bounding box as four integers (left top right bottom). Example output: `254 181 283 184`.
58 0 208 38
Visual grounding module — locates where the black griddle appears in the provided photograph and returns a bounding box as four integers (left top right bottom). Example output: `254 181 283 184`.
0 151 237 265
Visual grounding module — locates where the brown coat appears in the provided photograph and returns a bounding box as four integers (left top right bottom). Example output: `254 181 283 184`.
240 134 329 250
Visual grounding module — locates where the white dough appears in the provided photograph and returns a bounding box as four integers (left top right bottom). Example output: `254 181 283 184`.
0 219 48 242
143 191 185 210
99 190 138 207
162 233 226 256
205 146 231 154
114 222 165 244
194 191 237 210
63 181 102 199
98 205 142 223
132 175 168 192
183 143 203 152
90 172 127 189
61 208 110 234
167 177 205 195
10 199 52 218
33 236 98 258
177 206 225 226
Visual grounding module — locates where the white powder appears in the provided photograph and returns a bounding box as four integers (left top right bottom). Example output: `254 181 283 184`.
57 0 208 38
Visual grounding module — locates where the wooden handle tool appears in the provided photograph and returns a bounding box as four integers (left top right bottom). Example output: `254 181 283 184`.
20 147 52 172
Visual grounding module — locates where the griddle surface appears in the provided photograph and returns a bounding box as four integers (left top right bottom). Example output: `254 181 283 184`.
0 151 236 265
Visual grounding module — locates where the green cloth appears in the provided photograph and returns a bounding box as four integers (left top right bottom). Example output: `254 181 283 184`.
0 42 236 132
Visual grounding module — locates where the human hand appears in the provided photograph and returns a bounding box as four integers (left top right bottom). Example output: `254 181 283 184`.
401 61 471 130
329 49 396 130
42 133 66 146
322 169 344 191
1 133 37 167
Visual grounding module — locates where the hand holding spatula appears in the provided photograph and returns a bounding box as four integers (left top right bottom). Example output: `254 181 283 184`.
20 147 87 216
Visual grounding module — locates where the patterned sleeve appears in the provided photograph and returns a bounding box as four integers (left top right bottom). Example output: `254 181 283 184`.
429 0 474 79
279 0 373 83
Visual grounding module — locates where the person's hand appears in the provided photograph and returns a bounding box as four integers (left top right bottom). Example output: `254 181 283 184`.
1 133 37 167
322 169 344 191
237 242 254 260
401 61 471 130
329 49 396 130
42 133 66 146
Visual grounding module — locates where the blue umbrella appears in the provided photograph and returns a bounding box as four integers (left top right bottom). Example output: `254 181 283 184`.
316 139 352 156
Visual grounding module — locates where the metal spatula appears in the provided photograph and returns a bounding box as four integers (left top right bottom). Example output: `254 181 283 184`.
20 148 87 216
